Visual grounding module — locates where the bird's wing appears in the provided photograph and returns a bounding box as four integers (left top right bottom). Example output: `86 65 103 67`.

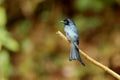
64 24 79 43
71 25 79 35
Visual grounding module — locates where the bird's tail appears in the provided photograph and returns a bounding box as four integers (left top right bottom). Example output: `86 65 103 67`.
69 43 85 66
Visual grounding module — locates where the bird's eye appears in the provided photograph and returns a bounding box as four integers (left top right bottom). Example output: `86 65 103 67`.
64 20 69 25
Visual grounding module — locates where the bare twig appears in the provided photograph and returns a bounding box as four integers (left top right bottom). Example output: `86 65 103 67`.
56 31 120 80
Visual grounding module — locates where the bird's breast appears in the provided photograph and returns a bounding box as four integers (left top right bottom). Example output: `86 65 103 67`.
64 26 79 41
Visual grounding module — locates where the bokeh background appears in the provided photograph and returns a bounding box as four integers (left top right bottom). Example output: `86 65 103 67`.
0 0 120 80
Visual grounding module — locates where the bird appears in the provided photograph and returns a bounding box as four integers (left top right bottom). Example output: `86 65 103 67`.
61 18 85 66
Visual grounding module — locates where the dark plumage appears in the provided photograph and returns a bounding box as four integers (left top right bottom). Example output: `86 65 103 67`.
61 18 85 66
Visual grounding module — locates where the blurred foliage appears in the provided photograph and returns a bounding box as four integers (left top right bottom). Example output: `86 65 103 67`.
0 50 12 80
0 0 120 80
74 16 103 32
0 0 4 5
0 29 19 51
0 7 6 28
75 0 104 12
0 7 19 52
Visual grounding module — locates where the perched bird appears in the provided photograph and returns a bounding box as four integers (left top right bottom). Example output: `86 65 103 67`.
61 18 85 66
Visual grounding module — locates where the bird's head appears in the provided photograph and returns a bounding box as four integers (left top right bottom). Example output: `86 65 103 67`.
60 18 75 25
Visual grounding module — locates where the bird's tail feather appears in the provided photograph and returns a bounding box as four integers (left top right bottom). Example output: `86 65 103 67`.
69 43 85 66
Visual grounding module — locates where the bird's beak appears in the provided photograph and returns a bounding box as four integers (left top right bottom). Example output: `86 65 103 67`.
60 20 64 23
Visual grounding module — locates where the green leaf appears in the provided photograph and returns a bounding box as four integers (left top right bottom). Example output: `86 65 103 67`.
0 50 12 78
0 29 19 52
0 7 6 28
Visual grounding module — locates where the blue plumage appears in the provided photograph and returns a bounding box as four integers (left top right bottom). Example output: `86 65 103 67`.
61 18 85 66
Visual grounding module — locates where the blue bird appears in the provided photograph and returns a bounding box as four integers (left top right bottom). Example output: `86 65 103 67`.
61 18 85 66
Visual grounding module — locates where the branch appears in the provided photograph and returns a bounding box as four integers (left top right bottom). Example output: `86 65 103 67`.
56 31 120 80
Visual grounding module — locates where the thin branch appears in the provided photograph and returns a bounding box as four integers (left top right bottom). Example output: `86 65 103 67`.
56 31 120 80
